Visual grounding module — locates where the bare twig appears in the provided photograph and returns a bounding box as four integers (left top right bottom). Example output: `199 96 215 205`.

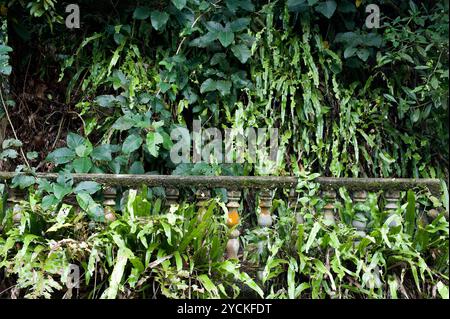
0 284 18 296
0 87 31 169
52 116 65 149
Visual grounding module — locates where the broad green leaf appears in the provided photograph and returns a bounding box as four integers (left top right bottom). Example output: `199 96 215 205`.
122 134 143 154
129 161 145 174
226 0 254 12
160 131 174 150
73 181 101 194
37 178 53 193
315 1 337 18
200 78 216 94
42 194 59 210
95 95 116 107
73 157 93 173
67 132 85 150
218 30 234 47
231 44 251 63
190 32 218 47
46 147 76 164
77 193 105 222
76 192 93 211
112 115 138 131
365 33 383 47
344 46 357 58
133 6 151 20
287 0 307 12
146 131 164 157
91 144 112 161
229 18 250 32
215 80 232 96
205 21 223 33
75 140 93 157
150 11 169 31
171 0 186 10
356 48 370 62
52 183 72 200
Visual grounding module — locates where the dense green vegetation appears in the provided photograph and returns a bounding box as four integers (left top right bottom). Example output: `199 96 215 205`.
0 0 448 299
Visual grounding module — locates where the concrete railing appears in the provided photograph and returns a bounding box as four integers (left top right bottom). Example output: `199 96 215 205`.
0 172 445 260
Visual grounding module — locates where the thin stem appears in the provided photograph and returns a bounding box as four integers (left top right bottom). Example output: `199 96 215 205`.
0 87 31 170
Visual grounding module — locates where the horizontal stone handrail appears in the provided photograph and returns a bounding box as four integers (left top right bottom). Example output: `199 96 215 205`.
0 172 442 194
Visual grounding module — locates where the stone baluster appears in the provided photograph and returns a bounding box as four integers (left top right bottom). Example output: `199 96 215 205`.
352 190 368 238
289 189 303 224
256 190 273 281
103 187 117 207
322 189 336 224
12 204 22 225
165 188 180 208
103 187 117 223
7 188 25 208
226 190 241 259
258 190 273 228
7 189 25 225
385 190 400 227
195 189 210 222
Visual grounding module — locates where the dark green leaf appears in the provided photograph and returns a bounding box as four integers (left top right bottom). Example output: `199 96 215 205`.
231 44 251 63
229 18 250 32
146 131 164 157
218 30 234 47
75 140 93 157
95 95 116 107
200 78 217 93
216 80 232 96
122 134 143 154
46 148 76 164
42 194 59 210
74 181 101 194
171 0 186 10
52 183 72 200
287 0 307 12
315 1 337 18
73 157 93 173
91 144 113 161
133 6 151 20
67 132 85 150
356 48 370 61
151 11 169 31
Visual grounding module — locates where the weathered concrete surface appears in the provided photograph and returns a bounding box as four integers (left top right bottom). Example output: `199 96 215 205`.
0 172 442 194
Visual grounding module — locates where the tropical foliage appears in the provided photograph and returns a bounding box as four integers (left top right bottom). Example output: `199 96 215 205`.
0 0 448 299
